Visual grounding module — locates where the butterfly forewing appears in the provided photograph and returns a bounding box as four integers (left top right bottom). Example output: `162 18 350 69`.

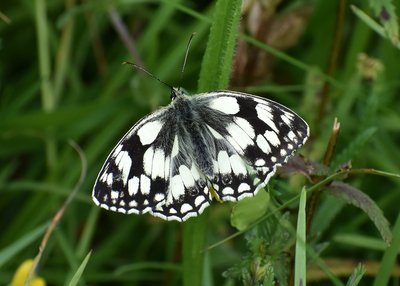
93 89 309 222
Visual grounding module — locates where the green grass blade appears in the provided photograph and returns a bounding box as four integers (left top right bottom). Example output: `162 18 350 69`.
197 0 242 92
66 250 92 286
182 213 209 286
369 0 399 45
0 223 48 268
294 188 307 286
183 1 242 286
115 261 181 275
373 212 400 286
75 207 100 259
351 5 400 49
346 264 365 286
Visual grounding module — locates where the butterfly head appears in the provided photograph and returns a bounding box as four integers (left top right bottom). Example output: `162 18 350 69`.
171 87 187 101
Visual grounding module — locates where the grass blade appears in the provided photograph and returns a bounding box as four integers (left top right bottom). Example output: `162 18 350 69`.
294 188 307 286
197 0 242 91
0 223 47 268
373 212 400 286
67 251 92 286
183 0 242 285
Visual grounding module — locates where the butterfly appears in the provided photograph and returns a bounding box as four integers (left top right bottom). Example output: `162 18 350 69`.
92 83 309 222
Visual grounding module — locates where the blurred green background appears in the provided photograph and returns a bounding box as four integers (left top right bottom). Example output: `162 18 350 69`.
1 0 400 285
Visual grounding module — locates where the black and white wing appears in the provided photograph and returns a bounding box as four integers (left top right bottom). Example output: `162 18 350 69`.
92 105 212 222
93 109 170 217
191 90 309 201
93 89 309 222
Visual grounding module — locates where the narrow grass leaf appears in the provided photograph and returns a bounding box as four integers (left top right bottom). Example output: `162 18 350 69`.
75 207 100 259
182 213 209 286
346 263 365 286
294 188 307 286
369 0 399 45
67 250 92 286
0 223 47 268
327 181 392 245
373 212 400 286
115 262 181 275
351 5 400 49
333 234 387 251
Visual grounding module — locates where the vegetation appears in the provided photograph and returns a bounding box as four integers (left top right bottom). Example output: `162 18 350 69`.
1 0 400 285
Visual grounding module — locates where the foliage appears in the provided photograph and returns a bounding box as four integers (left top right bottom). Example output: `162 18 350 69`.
1 0 400 285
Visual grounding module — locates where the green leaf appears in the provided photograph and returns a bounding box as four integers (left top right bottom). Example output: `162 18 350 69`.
369 0 399 45
351 5 400 49
327 181 392 245
66 251 92 286
346 263 365 286
231 190 270 231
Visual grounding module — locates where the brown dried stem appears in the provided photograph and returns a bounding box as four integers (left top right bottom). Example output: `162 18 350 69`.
24 141 87 286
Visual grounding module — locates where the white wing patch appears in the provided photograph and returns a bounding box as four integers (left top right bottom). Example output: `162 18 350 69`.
151 149 165 179
137 120 163 145
209 96 240 114
256 134 271 154
140 174 151 195
179 165 196 189
217 151 231 175
128 176 139 196
229 154 247 177
264 130 280 147
171 135 179 158
142 147 154 176
234 117 255 139
226 123 253 149
256 104 279 134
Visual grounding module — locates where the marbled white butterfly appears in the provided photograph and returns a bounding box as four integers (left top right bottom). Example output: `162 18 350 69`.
92 79 309 221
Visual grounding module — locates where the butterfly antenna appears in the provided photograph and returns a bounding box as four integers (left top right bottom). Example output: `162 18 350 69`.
122 61 173 90
179 32 196 85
